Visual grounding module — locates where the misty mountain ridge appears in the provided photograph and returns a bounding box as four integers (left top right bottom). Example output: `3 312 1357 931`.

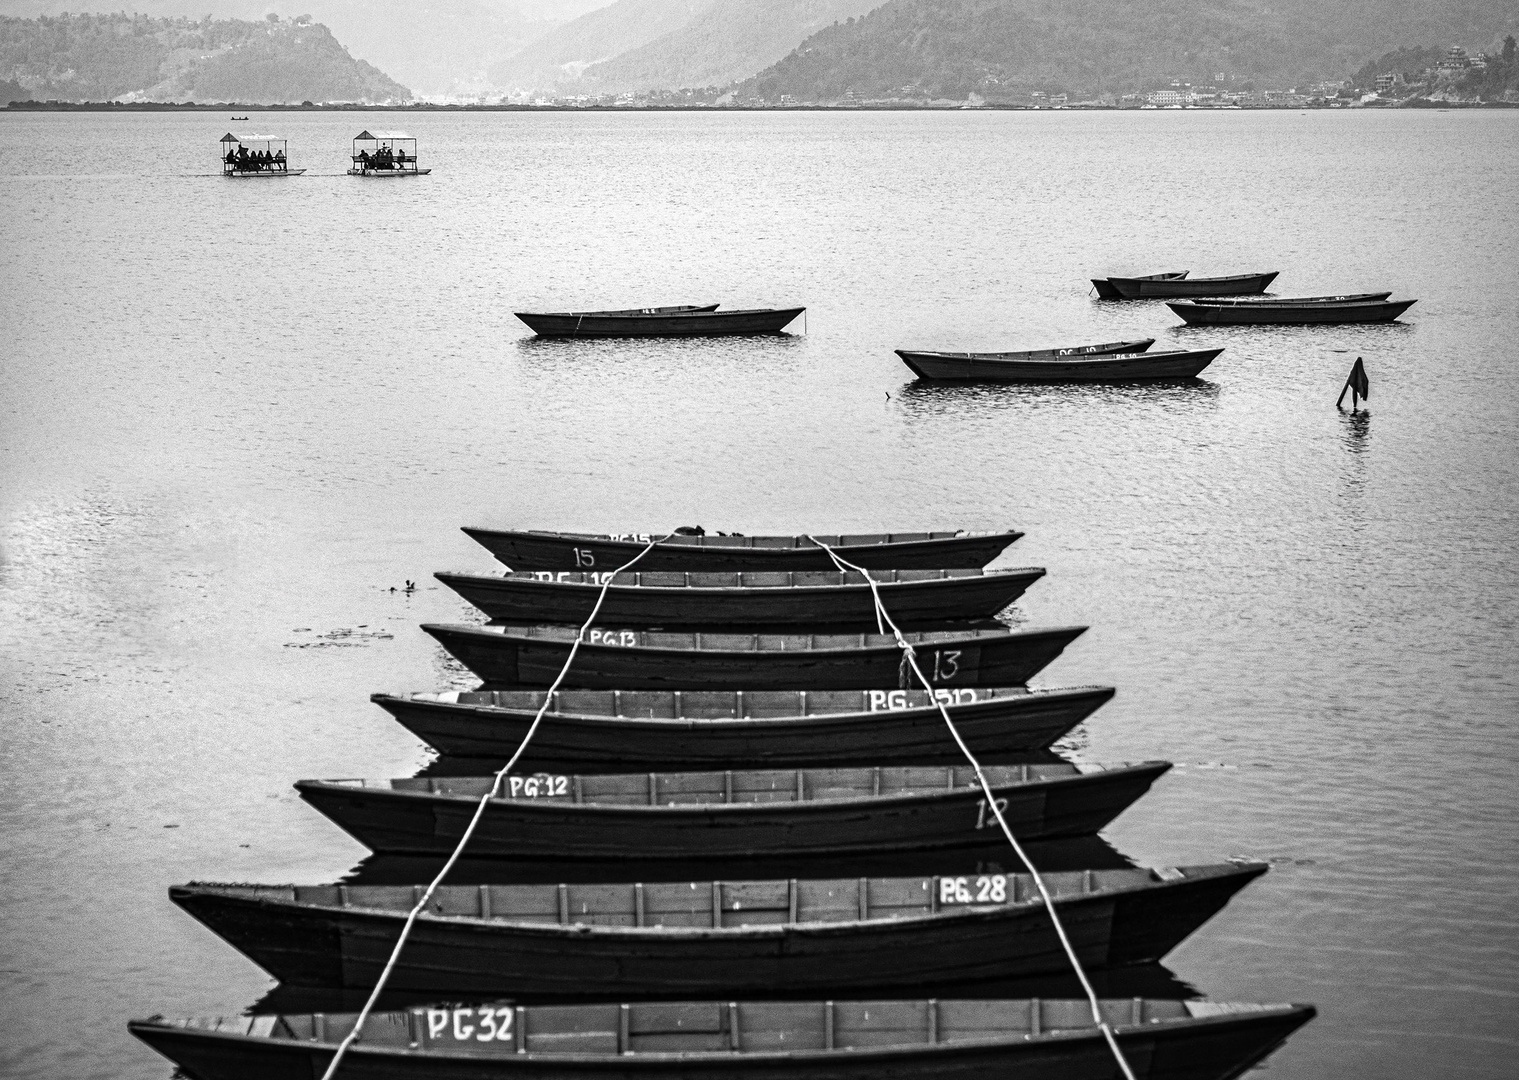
739 0 1519 102
488 0 714 91
0 12 410 102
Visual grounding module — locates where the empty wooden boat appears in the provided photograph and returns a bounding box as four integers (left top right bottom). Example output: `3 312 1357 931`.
1202 292 1391 306
1091 272 1187 299
421 623 1086 691
464 527 1021 572
295 761 1169 862
1107 271 1278 298
372 685 1115 768
1168 298 1417 325
516 306 803 337
896 337 1156 375
170 862 1264 994
130 996 1316 1080
896 347 1222 382
435 567 1043 631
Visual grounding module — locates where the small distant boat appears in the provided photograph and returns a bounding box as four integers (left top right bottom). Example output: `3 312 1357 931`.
1193 292 1392 306
1104 271 1279 298
1169 298 1417 325
1091 272 1187 299
295 761 1170 861
516 305 804 337
421 622 1086 690
371 684 1116 767
218 133 304 177
434 566 1044 631
131 996 1316 1080
897 347 1222 382
230 115 248 121
348 130 430 177
168 862 1264 993
463 528 1022 572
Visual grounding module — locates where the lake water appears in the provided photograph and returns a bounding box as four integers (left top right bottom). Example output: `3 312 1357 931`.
1 108 1516 1079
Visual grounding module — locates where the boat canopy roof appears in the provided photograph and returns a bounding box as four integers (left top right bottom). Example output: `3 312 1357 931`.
353 129 413 141
220 132 284 144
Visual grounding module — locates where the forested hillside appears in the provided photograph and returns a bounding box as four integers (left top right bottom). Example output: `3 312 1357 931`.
739 0 1519 101
0 12 410 102
488 0 715 91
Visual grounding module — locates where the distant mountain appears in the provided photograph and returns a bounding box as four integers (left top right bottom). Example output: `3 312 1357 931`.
0 2 613 97
488 0 715 91
0 12 411 102
579 0 882 93
738 0 1519 101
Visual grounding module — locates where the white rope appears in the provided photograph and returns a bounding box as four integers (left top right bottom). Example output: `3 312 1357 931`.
805 536 1138 1080
318 533 673 1079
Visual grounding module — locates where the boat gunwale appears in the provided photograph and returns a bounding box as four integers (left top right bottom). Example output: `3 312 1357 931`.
294 760 1170 816
436 566 1043 596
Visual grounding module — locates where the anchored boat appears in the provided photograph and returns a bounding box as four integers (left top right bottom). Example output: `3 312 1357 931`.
1104 272 1279 298
219 133 304 177
170 863 1264 994
435 567 1042 631
295 761 1169 861
130 996 1316 1080
1168 297 1417 325
515 305 804 337
463 527 1023 572
371 685 1115 768
897 347 1222 382
348 130 430 176
1198 292 1391 306
421 622 1086 690
1091 272 1187 299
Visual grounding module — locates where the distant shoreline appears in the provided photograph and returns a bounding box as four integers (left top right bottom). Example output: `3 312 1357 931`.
5 100 1515 113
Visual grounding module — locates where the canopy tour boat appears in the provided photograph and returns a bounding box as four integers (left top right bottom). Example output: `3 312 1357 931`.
219 133 303 177
349 130 430 177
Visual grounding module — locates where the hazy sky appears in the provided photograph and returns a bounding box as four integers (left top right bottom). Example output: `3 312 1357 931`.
0 1 613 19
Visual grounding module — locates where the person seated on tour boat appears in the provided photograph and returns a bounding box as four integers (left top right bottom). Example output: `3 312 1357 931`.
274 149 286 171
235 146 250 169
261 149 273 170
357 149 371 169
395 148 408 165
224 148 237 167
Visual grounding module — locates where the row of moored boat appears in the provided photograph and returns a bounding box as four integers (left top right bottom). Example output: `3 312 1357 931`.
131 526 1315 1080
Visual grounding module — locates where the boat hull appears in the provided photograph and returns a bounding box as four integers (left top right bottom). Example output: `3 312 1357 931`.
434 569 1041 631
1091 272 1187 299
463 529 1023 572
1110 272 1278 298
170 865 1263 993
372 686 1114 768
897 348 1221 382
225 169 306 177
294 763 1168 862
348 168 432 176
420 624 1086 691
1168 299 1417 325
129 1003 1315 1080
516 308 804 337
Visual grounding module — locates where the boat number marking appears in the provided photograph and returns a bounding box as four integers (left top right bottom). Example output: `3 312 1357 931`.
932 650 961 681
532 571 616 585
939 875 1008 904
427 1005 513 1042
974 797 1009 829
507 774 569 797
588 628 639 647
608 533 653 542
868 688 977 711
573 548 596 567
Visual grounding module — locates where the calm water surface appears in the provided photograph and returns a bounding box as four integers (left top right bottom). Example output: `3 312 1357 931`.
1 109 1516 1079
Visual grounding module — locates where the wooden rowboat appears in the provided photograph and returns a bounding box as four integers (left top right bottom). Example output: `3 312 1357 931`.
372 685 1115 768
896 337 1156 374
463 528 1022 572
295 761 1169 862
1168 298 1417 325
130 996 1316 1080
516 306 803 337
1091 272 1187 299
1107 271 1278 298
1200 292 1391 306
420 623 1086 690
896 348 1222 383
435 567 1043 631
170 863 1263 994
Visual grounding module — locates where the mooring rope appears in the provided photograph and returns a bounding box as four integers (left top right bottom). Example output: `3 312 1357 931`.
318 533 673 1079
805 535 1138 1080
